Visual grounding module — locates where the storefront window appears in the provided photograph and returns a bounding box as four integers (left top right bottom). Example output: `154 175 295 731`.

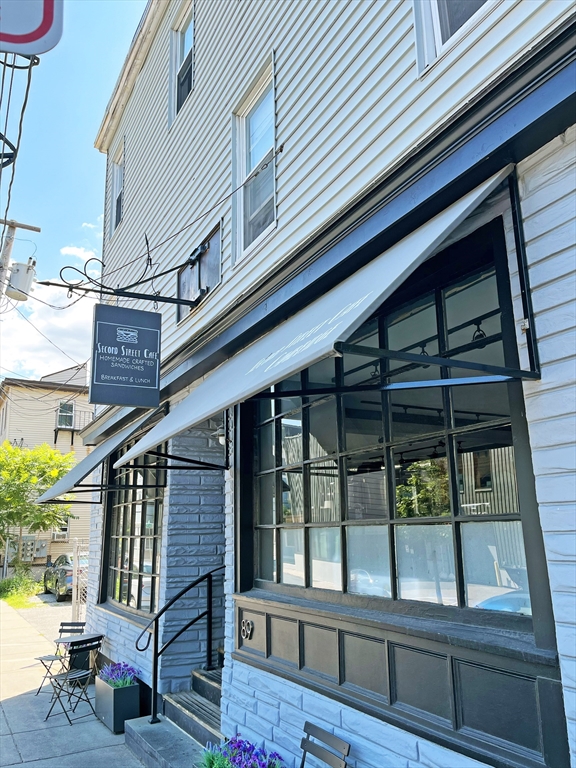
251 222 531 615
106 441 166 612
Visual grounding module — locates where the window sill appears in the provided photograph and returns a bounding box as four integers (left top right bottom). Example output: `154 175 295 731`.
234 220 277 269
94 599 153 630
236 588 556 667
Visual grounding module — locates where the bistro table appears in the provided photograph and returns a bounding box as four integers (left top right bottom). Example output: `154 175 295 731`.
54 633 104 673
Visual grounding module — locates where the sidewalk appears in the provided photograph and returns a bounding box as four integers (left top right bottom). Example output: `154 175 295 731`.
0 600 144 767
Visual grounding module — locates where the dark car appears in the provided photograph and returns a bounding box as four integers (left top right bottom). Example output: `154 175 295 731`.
43 554 88 602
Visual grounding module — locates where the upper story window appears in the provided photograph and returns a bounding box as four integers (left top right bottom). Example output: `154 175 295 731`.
176 13 194 113
57 402 74 429
176 225 221 322
110 154 124 235
414 0 492 72
236 73 276 257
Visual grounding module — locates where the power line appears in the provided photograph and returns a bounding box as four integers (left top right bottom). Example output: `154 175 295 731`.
13 305 82 365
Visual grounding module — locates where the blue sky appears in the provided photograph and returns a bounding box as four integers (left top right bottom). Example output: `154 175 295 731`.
1 0 148 379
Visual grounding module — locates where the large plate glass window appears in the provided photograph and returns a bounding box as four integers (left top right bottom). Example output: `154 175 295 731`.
237 74 275 254
252 217 532 617
106 440 166 613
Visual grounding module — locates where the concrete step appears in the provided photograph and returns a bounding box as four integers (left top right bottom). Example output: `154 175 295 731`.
191 667 222 706
163 690 223 747
125 715 205 768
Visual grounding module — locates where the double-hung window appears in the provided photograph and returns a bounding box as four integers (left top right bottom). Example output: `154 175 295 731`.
414 0 492 71
176 13 194 113
176 225 221 322
110 155 124 234
57 402 74 429
237 76 276 255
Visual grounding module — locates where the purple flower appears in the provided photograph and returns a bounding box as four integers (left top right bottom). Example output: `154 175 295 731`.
200 734 286 768
98 661 141 688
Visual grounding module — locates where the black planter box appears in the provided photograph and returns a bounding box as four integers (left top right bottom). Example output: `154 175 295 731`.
95 677 140 734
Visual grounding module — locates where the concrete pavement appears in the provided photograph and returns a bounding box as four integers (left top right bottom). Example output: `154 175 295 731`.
0 600 144 767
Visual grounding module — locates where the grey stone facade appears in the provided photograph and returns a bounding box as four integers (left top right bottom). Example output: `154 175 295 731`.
85 422 225 693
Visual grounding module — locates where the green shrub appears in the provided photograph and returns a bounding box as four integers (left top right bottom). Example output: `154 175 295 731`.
0 572 42 599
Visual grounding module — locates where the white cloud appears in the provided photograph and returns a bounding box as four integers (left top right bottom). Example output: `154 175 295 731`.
81 222 97 230
60 245 97 262
0 282 96 380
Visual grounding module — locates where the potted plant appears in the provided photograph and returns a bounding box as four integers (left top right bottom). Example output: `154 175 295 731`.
200 735 285 767
95 662 141 734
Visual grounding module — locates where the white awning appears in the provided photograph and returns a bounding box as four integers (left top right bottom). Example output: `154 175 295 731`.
115 166 512 469
36 410 159 503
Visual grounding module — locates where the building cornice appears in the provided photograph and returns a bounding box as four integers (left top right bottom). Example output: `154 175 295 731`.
94 0 170 153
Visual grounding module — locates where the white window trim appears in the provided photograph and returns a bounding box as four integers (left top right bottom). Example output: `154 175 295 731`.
57 401 75 429
414 0 503 75
233 61 277 264
169 1 195 126
109 146 124 237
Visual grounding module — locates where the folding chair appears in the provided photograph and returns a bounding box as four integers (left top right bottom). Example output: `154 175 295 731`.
44 636 103 725
35 621 87 695
300 721 350 768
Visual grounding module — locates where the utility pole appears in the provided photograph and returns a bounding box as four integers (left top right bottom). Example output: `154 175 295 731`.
0 218 41 297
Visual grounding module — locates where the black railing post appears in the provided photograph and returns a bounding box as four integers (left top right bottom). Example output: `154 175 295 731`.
205 573 213 670
149 619 160 724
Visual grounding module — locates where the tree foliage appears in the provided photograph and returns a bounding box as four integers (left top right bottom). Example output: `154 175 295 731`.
0 441 76 550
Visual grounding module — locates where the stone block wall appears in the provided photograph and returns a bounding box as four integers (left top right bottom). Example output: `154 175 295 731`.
85 422 226 693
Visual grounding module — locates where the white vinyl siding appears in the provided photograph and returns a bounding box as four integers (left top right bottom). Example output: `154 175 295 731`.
505 125 576 761
99 0 573 363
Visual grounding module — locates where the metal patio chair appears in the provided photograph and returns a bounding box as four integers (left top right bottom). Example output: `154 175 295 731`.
44 635 102 725
35 621 86 695
300 721 351 768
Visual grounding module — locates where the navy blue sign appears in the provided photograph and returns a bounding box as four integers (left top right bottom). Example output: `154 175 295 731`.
90 304 161 407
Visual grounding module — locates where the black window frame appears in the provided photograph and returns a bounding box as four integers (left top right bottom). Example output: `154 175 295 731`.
100 439 167 614
176 224 221 322
243 216 553 638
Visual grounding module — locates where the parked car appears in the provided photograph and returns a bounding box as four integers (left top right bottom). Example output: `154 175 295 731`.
43 554 88 602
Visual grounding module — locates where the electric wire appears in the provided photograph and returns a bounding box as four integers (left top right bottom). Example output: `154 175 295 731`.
1 56 37 244
13 305 82 365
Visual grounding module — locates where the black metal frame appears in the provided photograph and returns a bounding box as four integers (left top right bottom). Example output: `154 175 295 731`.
243 216 556 644
134 565 225 724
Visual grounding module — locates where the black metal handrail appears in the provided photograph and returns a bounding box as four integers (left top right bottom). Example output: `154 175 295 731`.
135 564 225 724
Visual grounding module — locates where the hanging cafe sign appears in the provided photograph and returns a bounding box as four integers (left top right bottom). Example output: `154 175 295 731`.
90 304 161 408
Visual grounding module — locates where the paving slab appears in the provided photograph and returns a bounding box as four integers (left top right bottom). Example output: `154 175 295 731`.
0 600 143 767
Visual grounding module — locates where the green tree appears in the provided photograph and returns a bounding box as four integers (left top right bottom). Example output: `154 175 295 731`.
0 441 76 561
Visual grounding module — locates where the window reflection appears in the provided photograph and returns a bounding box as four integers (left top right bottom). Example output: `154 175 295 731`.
394 443 450 518
343 391 383 451
346 452 388 520
457 427 519 516
396 524 457 605
281 413 302 465
310 461 340 522
463 521 530 614
281 528 304 586
310 527 342 591
282 470 304 523
257 473 276 525
309 398 338 458
347 526 390 597
258 529 276 582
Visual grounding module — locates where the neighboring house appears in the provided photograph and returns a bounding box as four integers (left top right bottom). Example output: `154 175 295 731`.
41 2 575 767
0 365 93 562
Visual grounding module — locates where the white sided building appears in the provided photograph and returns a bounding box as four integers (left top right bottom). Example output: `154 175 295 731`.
41 2 575 767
